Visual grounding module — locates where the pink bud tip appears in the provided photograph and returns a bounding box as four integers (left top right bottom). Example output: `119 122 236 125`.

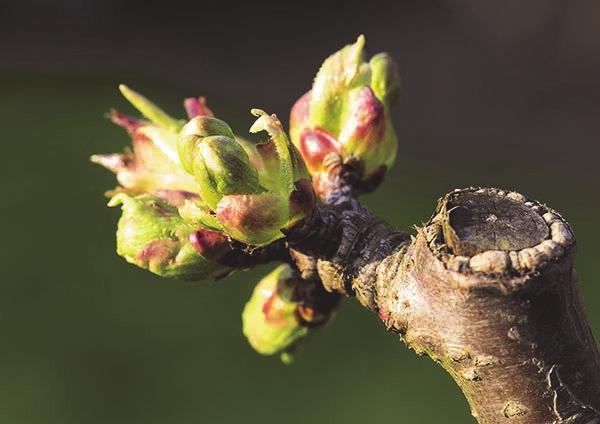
299 128 341 174
109 109 143 132
184 97 214 119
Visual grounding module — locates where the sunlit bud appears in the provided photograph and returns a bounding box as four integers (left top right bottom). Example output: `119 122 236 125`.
108 193 231 280
189 135 261 210
338 86 387 174
242 264 339 362
289 35 400 182
95 85 316 252
177 116 236 174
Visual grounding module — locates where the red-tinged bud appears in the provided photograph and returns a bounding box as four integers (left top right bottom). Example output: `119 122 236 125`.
242 264 340 361
215 193 288 246
184 96 214 119
109 108 143 133
189 228 230 260
299 128 341 174
338 86 387 174
289 36 400 187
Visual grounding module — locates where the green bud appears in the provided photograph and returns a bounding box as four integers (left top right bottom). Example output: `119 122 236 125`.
178 116 236 173
242 264 339 362
108 193 230 280
190 135 261 210
242 265 308 359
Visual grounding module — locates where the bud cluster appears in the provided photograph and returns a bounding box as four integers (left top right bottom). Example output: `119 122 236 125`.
93 86 314 278
290 35 400 189
93 36 399 363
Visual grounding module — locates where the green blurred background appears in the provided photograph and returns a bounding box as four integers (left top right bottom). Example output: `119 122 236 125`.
2 1 600 423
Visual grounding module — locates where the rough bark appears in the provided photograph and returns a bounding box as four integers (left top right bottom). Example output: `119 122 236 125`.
287 187 600 424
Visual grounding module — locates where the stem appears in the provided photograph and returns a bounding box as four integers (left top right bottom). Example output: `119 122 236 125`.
289 187 600 423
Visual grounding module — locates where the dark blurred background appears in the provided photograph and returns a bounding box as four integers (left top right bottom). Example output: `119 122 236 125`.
2 1 599 423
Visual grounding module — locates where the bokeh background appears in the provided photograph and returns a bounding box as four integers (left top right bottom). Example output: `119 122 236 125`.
2 1 600 423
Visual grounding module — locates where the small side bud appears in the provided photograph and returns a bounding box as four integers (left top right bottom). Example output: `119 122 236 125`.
242 265 339 362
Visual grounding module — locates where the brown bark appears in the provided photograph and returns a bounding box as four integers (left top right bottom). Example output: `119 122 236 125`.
287 187 600 424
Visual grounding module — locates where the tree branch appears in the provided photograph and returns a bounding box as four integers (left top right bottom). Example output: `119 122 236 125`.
287 187 600 424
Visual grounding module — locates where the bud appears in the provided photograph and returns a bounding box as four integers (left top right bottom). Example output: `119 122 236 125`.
94 86 315 258
108 193 231 280
180 109 315 246
177 115 236 173
189 135 261 210
91 109 199 193
242 264 339 362
289 35 400 180
338 86 387 172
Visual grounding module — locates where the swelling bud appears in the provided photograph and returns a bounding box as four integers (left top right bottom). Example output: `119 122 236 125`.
290 35 400 182
242 264 338 362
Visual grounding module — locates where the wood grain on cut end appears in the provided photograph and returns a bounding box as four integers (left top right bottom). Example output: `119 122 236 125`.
442 189 549 256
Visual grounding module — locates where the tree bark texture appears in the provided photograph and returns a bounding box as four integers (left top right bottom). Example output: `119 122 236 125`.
287 187 600 424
